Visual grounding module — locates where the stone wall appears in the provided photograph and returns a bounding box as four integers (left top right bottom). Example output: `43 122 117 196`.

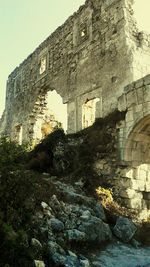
124 0 150 80
1 0 150 143
117 74 150 219
118 74 150 159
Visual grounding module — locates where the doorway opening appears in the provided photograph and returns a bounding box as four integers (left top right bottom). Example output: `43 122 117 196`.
15 124 23 145
123 116 150 218
33 90 67 143
82 98 100 129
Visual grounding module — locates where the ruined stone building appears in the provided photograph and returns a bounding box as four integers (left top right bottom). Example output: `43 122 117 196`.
1 0 150 143
0 0 150 216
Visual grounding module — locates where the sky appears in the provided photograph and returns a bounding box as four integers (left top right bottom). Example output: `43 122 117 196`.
0 0 150 117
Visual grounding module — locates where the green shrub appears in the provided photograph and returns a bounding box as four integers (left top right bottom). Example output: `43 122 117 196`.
0 223 34 266
0 136 28 171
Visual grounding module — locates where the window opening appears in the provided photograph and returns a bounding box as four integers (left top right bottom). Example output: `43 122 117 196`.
82 98 100 129
39 56 47 75
15 124 23 145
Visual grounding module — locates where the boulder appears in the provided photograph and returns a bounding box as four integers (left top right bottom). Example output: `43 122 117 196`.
50 218 64 232
80 259 91 267
113 216 137 242
80 210 91 221
31 238 42 257
95 203 106 221
47 241 65 255
31 238 42 249
78 216 112 243
66 229 86 242
51 252 66 266
64 255 80 267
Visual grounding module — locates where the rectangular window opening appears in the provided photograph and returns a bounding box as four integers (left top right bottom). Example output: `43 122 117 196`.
15 124 23 145
39 56 47 75
82 98 100 129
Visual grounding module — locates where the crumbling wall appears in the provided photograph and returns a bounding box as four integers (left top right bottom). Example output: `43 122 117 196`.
133 32 150 80
0 110 7 137
124 0 150 80
1 0 150 143
117 74 150 219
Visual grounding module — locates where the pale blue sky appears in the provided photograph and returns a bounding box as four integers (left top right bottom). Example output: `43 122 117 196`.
0 0 85 116
0 0 150 117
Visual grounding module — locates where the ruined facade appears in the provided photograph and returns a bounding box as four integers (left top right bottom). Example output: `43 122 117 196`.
0 0 150 216
117 74 150 218
1 0 150 143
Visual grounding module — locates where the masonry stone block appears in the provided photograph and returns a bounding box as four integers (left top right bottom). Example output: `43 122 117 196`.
136 88 144 105
125 169 134 179
131 179 145 191
145 182 150 192
135 78 144 89
126 90 137 107
134 104 143 113
137 169 147 181
119 189 142 199
125 109 134 122
118 94 127 111
143 85 150 103
143 74 150 85
123 198 142 210
119 178 131 188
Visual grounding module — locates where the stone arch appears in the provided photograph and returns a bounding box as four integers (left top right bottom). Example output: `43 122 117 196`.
122 115 150 218
28 89 67 144
124 115 150 164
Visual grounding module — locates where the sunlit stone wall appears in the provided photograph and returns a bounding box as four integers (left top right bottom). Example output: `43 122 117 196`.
0 0 150 143
118 74 150 219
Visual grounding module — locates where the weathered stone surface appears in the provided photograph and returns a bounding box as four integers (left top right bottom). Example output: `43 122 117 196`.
78 216 112 243
1 0 150 142
31 238 43 257
0 0 150 219
66 229 86 242
91 244 150 267
51 252 66 266
94 203 106 221
34 260 45 267
47 241 65 254
64 255 80 267
113 217 137 242
117 75 150 216
49 218 64 232
31 238 42 249
80 210 91 221
80 259 91 267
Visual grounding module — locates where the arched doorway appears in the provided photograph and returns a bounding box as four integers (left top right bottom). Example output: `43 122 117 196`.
123 116 150 218
32 90 67 143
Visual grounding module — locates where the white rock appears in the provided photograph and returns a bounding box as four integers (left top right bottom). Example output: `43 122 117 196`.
31 238 42 248
80 259 91 267
41 201 48 209
34 260 45 267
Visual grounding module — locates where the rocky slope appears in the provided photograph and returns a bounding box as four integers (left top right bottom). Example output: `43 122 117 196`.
0 111 150 267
